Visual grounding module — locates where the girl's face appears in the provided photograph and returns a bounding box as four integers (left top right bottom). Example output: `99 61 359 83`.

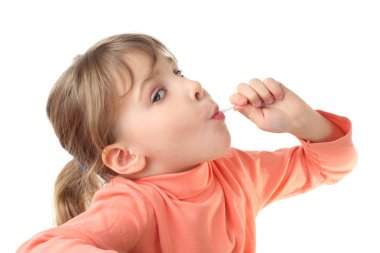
113 52 231 177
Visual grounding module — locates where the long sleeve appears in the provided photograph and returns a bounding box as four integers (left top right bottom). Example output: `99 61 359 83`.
232 110 357 210
16 182 154 253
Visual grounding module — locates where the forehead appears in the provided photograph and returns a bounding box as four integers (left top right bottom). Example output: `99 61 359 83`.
125 51 174 82
115 51 174 97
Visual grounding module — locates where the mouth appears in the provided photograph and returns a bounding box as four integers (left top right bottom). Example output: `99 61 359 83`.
211 106 225 120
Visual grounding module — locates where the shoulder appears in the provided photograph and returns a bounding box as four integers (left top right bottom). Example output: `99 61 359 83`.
212 147 301 175
67 177 155 233
210 148 260 177
90 176 155 216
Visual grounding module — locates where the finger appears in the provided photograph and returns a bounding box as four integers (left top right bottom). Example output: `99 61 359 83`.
237 83 263 107
249 78 275 105
236 103 264 125
263 77 284 100
229 93 248 106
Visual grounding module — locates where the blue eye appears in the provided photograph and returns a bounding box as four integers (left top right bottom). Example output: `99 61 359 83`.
175 70 184 77
152 89 166 103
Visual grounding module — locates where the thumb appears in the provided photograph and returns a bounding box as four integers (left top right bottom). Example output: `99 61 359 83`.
235 104 264 125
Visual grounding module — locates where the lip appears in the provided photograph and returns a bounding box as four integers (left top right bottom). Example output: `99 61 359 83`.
211 106 225 120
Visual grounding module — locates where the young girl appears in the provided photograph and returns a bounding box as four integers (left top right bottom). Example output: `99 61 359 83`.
17 33 357 253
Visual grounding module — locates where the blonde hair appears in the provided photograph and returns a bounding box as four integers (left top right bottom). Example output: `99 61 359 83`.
47 33 175 225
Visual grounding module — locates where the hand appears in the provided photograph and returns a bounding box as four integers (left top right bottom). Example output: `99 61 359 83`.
229 78 314 134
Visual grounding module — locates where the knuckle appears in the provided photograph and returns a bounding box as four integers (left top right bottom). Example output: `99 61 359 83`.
237 82 248 90
263 77 276 84
249 78 262 87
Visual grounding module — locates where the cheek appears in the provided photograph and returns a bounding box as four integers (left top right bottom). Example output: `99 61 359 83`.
127 111 197 148
150 112 197 140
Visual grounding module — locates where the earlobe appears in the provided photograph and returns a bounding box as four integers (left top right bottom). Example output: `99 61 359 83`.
102 144 146 175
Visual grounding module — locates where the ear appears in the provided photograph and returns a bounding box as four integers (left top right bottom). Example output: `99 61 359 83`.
102 144 146 175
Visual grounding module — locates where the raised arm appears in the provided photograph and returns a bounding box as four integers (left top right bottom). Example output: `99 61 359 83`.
228 78 357 208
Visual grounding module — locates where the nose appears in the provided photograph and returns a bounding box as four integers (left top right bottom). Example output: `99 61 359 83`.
189 80 204 101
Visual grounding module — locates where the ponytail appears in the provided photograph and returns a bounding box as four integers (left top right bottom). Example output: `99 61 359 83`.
54 160 101 225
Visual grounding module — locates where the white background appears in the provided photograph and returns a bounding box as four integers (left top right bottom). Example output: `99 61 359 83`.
1 0 379 252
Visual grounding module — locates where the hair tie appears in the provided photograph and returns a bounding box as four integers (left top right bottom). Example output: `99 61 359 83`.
79 162 87 172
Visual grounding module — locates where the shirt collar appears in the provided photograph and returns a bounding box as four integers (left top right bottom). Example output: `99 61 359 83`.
135 162 212 200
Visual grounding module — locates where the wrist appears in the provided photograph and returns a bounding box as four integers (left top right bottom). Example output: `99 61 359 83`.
290 110 345 143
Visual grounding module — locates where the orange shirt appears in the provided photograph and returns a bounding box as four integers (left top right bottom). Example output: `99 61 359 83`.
17 111 357 253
